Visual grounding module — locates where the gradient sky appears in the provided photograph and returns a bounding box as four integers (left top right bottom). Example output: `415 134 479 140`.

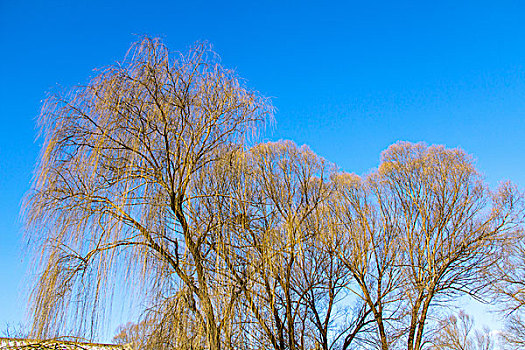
1 0 524 340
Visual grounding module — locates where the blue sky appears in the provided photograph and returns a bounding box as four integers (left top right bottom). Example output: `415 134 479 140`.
1 0 524 340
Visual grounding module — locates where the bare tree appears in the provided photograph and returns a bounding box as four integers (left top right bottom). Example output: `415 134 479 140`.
376 142 521 350
322 142 522 350
499 314 525 349
299 199 356 350
24 37 272 350
491 229 525 349
327 172 405 350
224 141 336 350
430 311 494 350
23 35 523 350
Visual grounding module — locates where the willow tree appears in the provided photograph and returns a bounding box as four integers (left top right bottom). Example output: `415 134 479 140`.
328 171 406 350
324 142 522 350
198 140 338 350
377 142 521 350
235 141 336 350
23 37 272 350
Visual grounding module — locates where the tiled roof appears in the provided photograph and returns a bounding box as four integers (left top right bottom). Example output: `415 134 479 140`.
0 338 132 350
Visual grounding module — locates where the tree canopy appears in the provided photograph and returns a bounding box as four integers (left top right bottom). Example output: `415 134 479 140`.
24 37 524 350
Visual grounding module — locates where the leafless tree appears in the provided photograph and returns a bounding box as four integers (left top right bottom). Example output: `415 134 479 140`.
24 35 524 350
429 311 494 350
223 141 336 350
24 37 272 350
490 227 525 349
320 142 522 350
327 172 405 350
499 314 525 349
376 142 521 350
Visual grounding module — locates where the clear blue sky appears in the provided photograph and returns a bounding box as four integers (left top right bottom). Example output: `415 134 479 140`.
1 0 524 339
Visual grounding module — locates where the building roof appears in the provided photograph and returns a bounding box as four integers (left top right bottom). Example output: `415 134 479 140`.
0 337 132 350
